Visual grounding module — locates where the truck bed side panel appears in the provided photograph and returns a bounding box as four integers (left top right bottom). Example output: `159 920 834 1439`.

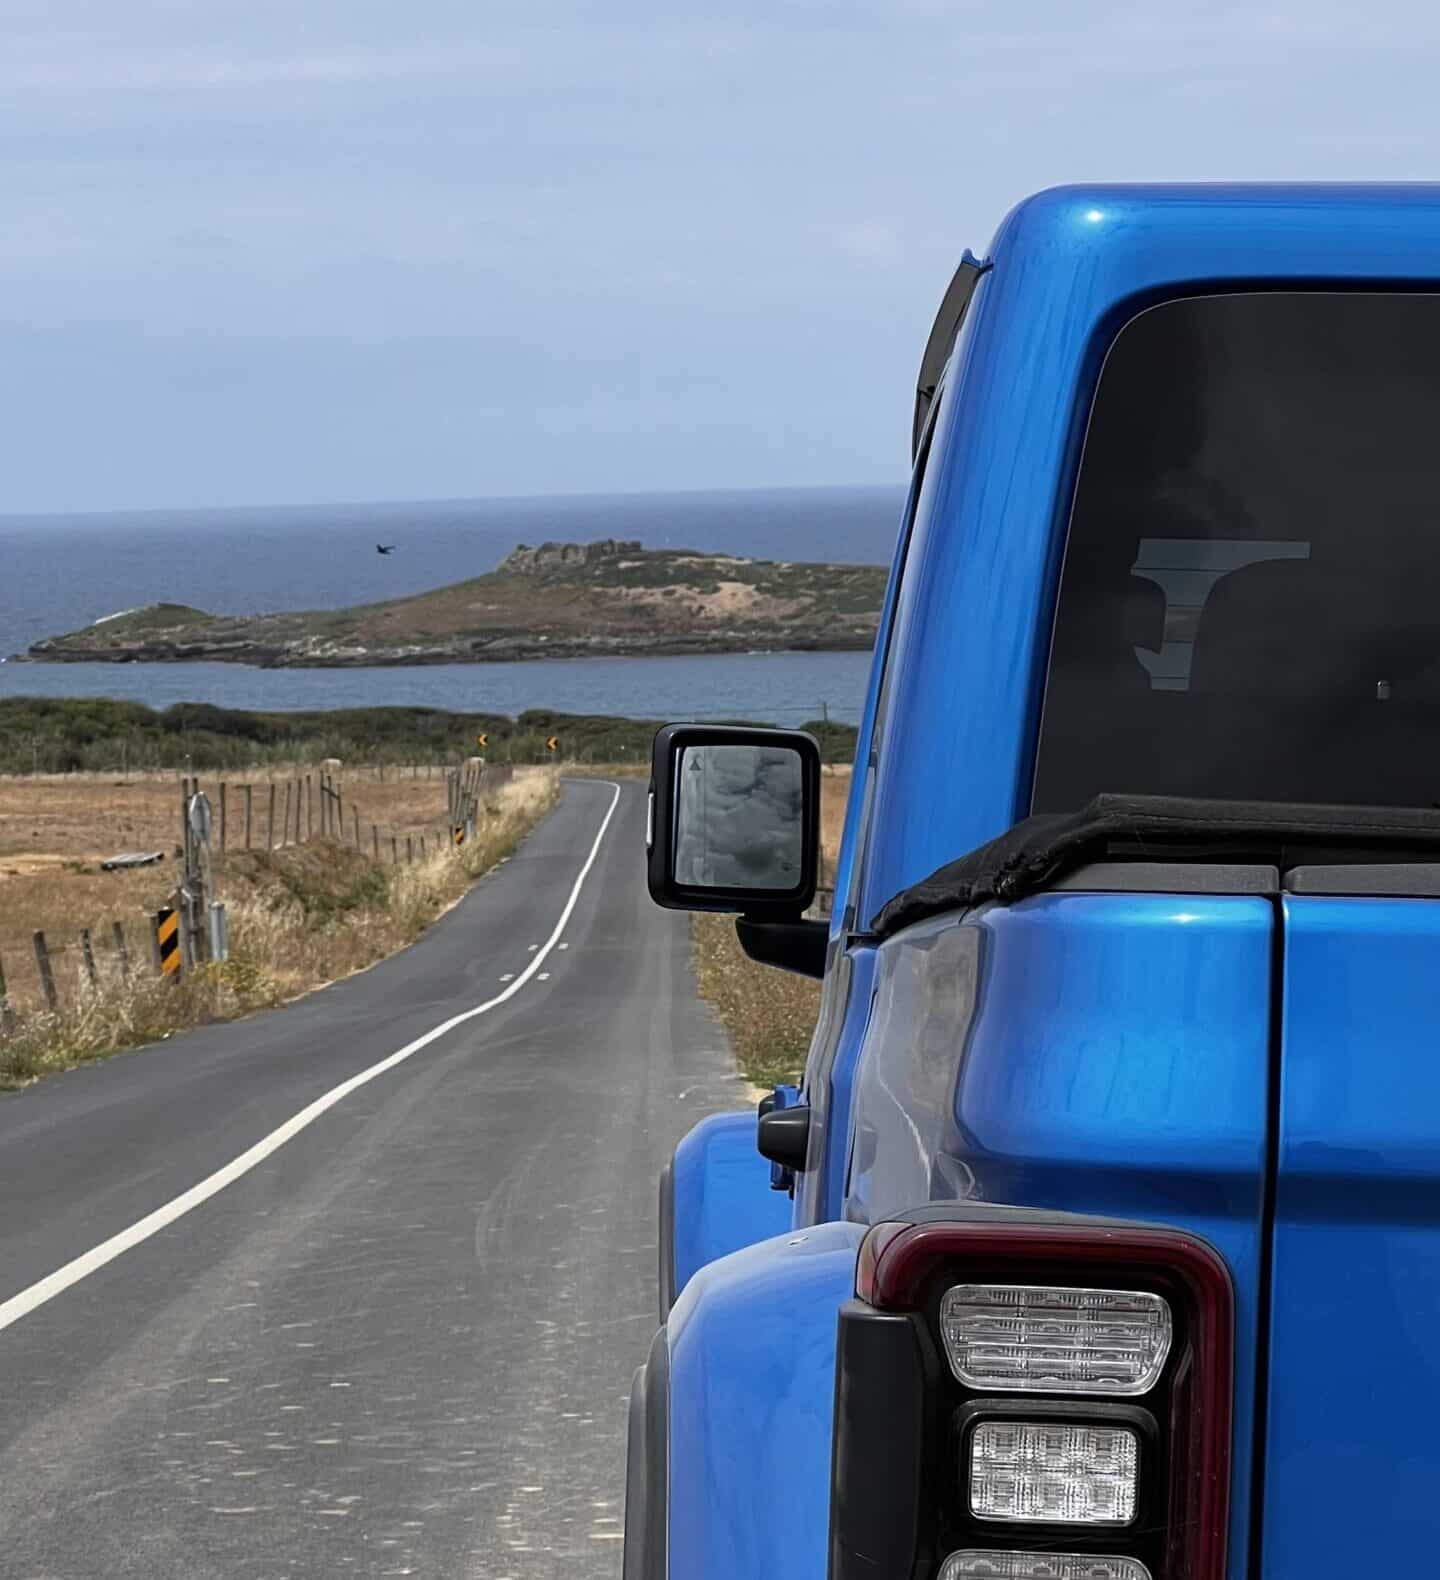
1262 896 1440 1577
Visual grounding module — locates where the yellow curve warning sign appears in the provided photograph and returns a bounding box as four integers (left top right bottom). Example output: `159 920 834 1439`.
545 736 559 752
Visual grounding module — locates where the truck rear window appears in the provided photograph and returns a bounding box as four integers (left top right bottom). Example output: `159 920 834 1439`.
1033 291 1440 813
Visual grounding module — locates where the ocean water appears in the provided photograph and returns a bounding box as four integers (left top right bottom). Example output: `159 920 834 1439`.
0 651 874 728
0 487 901 725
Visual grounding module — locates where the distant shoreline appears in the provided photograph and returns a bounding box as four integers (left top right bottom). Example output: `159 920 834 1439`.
11 635 876 669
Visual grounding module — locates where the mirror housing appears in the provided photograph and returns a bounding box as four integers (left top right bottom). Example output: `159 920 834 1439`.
647 723 821 918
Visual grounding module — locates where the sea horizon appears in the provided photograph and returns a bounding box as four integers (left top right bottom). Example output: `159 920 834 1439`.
0 484 902 724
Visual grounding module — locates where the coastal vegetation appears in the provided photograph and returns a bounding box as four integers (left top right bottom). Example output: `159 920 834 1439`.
0 701 853 780
0 697 859 775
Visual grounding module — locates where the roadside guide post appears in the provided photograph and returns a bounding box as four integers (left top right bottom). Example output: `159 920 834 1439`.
155 908 181 977
186 789 217 966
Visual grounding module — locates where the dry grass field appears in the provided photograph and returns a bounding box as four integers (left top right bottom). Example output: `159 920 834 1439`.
691 763 851 1090
0 764 475 1010
0 765 557 1089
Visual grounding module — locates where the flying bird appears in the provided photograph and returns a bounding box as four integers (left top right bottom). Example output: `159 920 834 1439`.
376 543 397 555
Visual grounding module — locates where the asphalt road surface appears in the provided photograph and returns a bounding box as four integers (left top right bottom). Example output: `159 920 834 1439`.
0 779 745 1579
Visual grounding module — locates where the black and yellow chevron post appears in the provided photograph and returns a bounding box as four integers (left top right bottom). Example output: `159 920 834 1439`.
545 736 559 753
452 825 466 847
155 908 181 977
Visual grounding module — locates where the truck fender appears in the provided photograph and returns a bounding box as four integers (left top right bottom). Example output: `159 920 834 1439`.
659 1110 794 1320
628 1219 866 1580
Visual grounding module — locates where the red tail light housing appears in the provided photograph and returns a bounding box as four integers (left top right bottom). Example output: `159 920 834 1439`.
831 1209 1234 1580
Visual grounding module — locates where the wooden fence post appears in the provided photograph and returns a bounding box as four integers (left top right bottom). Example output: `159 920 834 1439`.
33 932 58 1011
112 920 131 980
372 825 379 858
281 781 292 848
352 806 361 847
335 786 344 842
79 929 98 990
220 782 228 850
244 784 254 850
306 775 314 840
268 782 277 850
406 836 413 864
0 953 13 1032
391 834 399 864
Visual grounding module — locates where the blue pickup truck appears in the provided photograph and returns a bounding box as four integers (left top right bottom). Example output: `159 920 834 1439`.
627 184 1440 1580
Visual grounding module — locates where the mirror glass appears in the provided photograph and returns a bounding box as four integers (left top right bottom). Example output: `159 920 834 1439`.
673 742 804 891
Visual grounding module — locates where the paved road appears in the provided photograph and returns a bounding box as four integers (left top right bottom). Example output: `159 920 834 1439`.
0 780 744 1579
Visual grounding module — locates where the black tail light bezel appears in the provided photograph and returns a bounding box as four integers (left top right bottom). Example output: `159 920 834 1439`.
831 1210 1234 1580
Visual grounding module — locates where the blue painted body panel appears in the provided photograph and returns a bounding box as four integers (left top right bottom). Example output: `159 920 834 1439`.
1262 896 1440 1578
670 1111 794 1302
843 893 1271 1571
860 183 1440 927
667 1220 866 1580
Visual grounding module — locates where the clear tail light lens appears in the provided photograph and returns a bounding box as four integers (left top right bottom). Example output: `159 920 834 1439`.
939 1552 1151 1580
968 1418 1139 1524
939 1284 1172 1395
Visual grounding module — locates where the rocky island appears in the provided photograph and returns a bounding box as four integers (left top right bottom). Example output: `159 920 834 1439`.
21 540 886 668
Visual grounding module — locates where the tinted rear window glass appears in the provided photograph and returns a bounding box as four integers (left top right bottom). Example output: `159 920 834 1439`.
1033 292 1440 812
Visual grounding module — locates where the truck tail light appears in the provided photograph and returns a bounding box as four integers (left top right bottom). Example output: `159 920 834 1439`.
831 1213 1233 1580
940 1283 1172 1395
940 1554 1152 1580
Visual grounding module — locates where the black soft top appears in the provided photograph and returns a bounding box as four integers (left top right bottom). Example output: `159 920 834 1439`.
871 793 1440 937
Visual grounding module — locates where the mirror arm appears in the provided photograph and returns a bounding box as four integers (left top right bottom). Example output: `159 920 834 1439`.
734 915 828 980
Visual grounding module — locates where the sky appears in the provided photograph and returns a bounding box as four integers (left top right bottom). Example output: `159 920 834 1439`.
3 0 1438 514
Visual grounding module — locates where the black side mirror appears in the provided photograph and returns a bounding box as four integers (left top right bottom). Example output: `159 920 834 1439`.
647 723 821 918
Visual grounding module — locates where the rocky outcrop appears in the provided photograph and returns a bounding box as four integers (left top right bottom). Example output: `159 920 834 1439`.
500 539 643 573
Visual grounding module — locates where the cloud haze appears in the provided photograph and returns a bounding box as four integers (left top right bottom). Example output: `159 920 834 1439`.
3 1 1437 512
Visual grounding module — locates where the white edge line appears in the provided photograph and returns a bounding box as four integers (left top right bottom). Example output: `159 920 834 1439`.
0 780 623 1337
